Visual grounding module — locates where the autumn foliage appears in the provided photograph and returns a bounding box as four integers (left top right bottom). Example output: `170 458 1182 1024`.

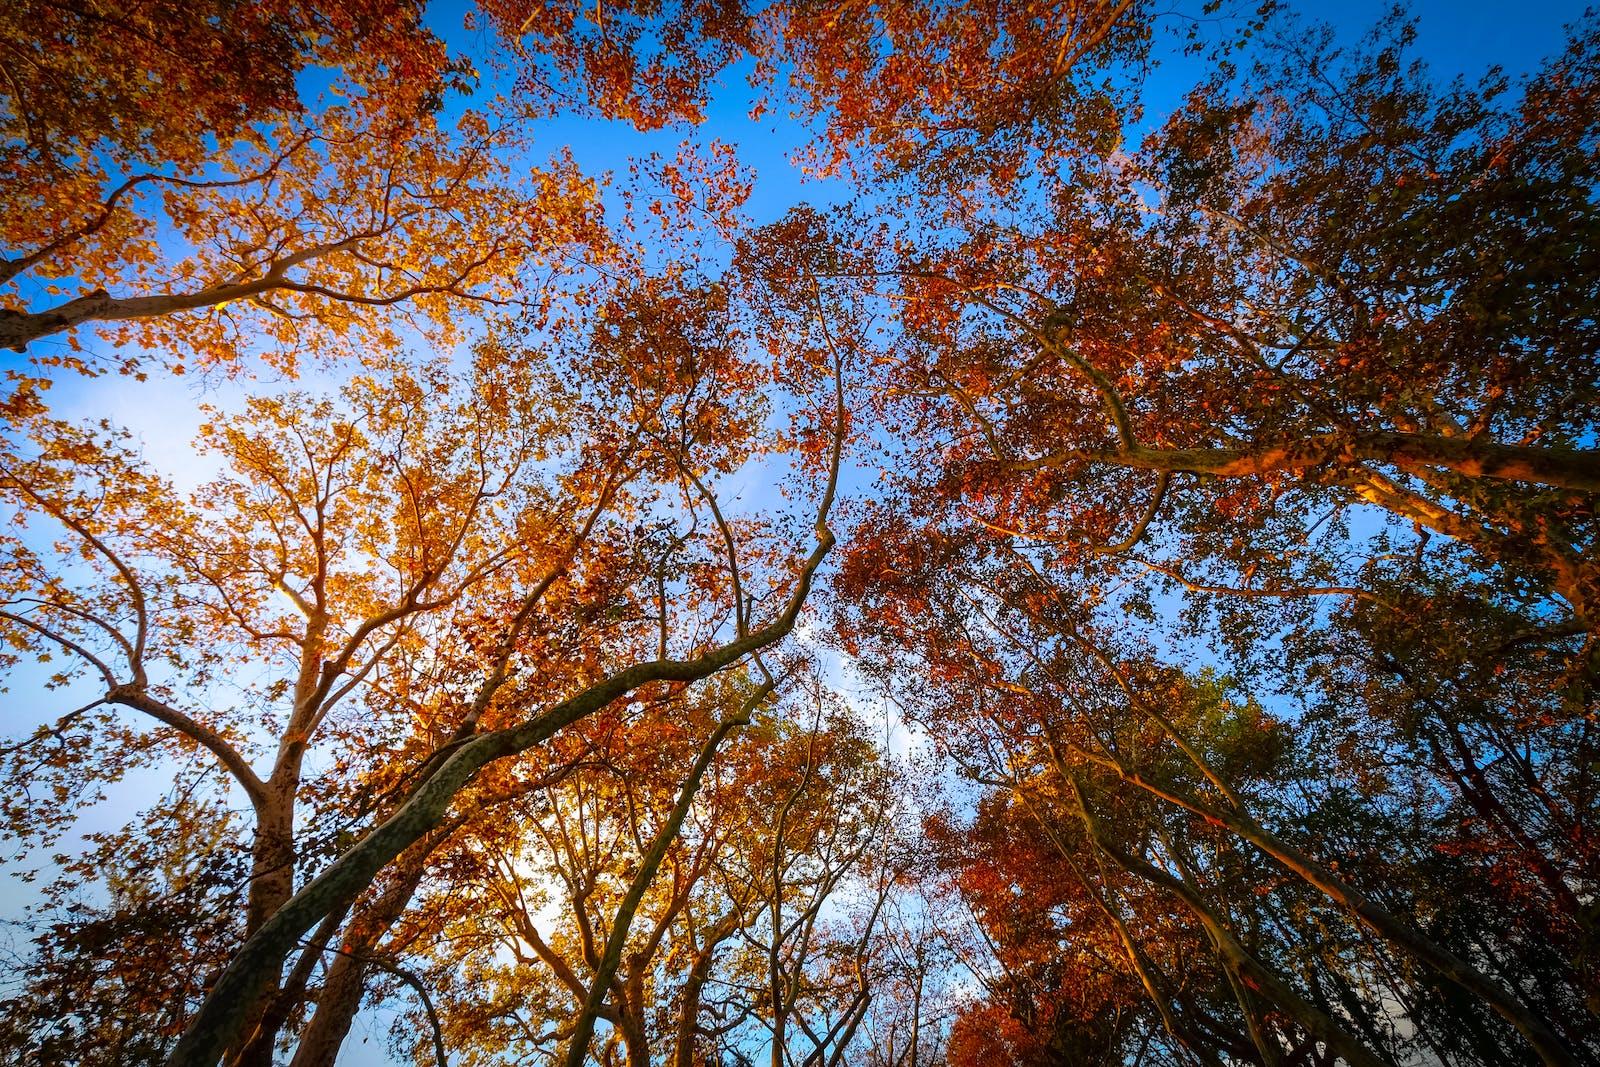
1 3 1597 1067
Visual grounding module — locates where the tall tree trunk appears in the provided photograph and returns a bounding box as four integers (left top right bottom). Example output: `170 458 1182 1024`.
1063 709 1581 1067
1066 773 1393 1067
563 685 769 1067
289 843 434 1067
229 779 299 1067
672 913 740 1067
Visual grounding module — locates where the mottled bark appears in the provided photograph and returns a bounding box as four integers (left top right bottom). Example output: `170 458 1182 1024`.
671 913 741 1067
289 846 433 1067
563 686 769 1067
166 535 834 1067
228 785 300 1067
1074 741 1577 1067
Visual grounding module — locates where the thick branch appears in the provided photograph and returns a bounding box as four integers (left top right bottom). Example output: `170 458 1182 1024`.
563 679 773 1067
1015 431 1600 493
1066 775 1389 1067
1075 746 1576 1066
108 685 267 809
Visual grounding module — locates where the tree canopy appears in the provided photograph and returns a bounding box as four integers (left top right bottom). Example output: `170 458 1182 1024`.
1 2 1596 1066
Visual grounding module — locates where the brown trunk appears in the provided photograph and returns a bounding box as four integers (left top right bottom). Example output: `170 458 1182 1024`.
230 906 350 1067
1070 709 1581 1067
228 783 299 1067
620 1009 651 1067
228 610 330 1067
246 786 299 936
563 694 767 1067
289 845 433 1067
672 913 740 1067
286 951 363 1067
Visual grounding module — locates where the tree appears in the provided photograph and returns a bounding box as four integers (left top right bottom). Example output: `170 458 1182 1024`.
0 790 245 1066
407 675 903 1067
1 256 848 1064
853 9 1599 623
0 0 602 375
822 8 1597 1064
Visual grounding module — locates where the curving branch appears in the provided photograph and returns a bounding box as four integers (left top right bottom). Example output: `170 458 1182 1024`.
1012 431 1600 494
308 944 450 1067
1133 556 1394 609
0 222 516 353
0 132 317 290
107 684 267 809
955 285 1137 450
1091 470 1169 556
0 608 120 691
1064 772 1390 1067
1 470 151 671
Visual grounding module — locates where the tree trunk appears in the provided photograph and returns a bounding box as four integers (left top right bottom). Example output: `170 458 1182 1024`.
229 781 299 1067
1075 716 1580 1066
1066 774 1393 1067
672 913 739 1067
289 844 433 1067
